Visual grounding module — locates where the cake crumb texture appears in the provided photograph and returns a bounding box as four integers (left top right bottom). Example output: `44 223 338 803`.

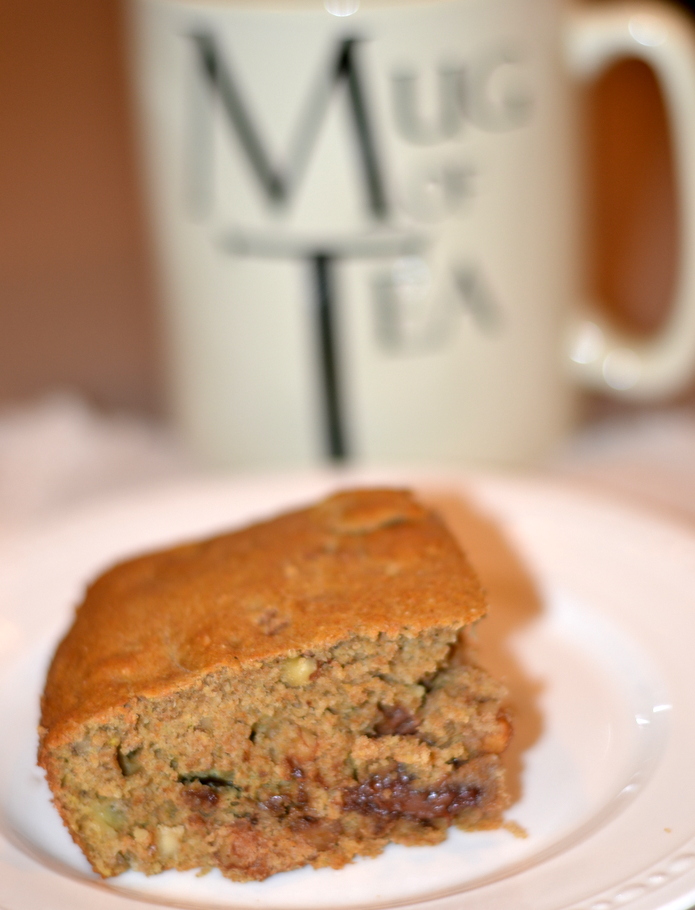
39 488 511 880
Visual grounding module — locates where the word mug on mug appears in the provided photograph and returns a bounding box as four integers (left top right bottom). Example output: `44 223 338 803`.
130 0 695 467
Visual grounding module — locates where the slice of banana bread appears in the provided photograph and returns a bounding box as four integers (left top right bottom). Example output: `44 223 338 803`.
39 488 511 881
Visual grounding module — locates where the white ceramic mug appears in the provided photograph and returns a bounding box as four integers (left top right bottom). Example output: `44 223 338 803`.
129 0 695 468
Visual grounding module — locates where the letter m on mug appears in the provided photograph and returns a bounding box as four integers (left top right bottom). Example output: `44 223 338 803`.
184 32 389 230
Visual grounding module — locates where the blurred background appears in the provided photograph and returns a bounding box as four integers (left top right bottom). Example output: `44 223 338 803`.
2 0 695 526
0 0 692 417
0 0 162 415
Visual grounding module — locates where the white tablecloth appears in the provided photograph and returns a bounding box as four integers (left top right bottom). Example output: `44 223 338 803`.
2 393 695 538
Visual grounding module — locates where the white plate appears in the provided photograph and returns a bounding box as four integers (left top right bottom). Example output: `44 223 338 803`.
1 471 695 910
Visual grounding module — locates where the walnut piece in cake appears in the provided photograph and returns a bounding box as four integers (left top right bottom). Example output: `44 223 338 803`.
39 488 511 881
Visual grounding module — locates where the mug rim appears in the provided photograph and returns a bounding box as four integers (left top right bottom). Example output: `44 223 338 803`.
140 0 468 11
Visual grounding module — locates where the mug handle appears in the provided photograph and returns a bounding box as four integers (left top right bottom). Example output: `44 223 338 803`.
565 2 695 397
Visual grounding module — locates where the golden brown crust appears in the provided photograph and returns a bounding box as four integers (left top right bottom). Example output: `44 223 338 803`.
40 489 486 751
